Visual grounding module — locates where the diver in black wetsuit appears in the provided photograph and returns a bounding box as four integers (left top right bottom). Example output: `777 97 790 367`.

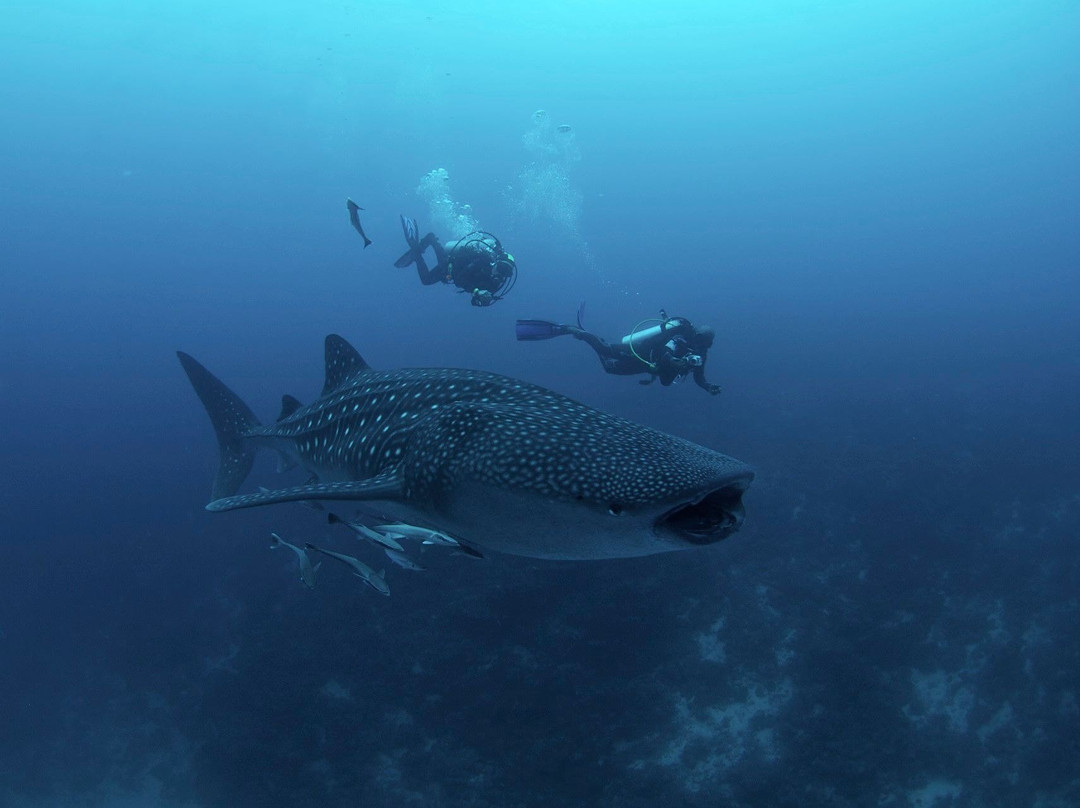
516 308 722 395
393 215 517 307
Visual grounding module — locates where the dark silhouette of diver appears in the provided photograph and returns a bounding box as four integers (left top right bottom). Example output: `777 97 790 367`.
517 307 722 395
394 215 517 307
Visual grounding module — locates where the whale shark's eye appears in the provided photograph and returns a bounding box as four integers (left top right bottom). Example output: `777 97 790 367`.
608 503 623 516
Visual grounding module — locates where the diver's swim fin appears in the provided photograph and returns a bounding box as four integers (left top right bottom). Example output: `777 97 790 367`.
394 214 422 267
576 301 586 330
515 319 569 341
394 248 419 268
399 214 420 249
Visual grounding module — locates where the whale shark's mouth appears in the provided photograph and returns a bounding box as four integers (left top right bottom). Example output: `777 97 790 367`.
656 479 750 545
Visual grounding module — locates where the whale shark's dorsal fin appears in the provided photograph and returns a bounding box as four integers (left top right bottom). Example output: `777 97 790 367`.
277 394 303 421
323 334 371 395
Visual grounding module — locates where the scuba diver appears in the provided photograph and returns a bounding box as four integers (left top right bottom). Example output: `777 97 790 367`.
393 215 517 307
516 307 722 395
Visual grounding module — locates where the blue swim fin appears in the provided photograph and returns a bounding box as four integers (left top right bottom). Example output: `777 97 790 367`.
515 319 568 341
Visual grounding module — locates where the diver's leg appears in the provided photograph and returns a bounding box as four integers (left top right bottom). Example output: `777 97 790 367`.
609 351 651 377
567 328 608 354
414 234 445 286
429 239 448 274
566 330 628 373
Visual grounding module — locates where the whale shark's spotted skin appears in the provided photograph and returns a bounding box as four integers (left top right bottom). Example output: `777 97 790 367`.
179 335 753 560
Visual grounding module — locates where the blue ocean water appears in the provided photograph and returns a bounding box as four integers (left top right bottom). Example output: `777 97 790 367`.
2 0 1078 805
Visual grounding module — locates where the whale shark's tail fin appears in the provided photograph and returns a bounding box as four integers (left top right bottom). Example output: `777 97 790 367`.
177 351 261 500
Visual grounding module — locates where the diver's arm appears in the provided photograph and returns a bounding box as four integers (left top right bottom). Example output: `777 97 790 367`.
692 363 721 395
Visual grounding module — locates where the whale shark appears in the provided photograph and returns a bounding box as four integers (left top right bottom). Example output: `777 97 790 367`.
177 335 753 561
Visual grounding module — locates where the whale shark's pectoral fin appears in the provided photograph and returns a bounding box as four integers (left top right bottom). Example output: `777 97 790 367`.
206 469 403 512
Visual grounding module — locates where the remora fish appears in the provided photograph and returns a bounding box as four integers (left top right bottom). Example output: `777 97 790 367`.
373 523 459 546
383 548 425 572
345 198 372 248
305 543 390 596
269 531 321 589
371 522 486 558
177 334 753 561
327 512 405 552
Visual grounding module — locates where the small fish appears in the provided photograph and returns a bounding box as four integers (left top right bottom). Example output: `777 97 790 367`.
346 198 372 248
328 512 405 552
374 523 459 547
269 532 321 589
305 543 390 596
383 548 425 571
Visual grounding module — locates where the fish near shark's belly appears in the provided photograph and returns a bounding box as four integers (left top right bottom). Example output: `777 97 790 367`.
435 479 668 561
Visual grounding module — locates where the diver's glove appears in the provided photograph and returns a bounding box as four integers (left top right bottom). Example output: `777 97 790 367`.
471 289 495 307
707 384 722 396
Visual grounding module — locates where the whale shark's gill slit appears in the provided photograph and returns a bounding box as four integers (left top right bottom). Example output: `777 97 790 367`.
658 483 749 545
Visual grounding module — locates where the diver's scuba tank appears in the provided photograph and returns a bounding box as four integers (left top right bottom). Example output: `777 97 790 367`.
620 318 688 352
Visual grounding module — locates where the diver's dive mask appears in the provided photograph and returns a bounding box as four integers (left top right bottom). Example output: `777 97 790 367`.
494 252 516 278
